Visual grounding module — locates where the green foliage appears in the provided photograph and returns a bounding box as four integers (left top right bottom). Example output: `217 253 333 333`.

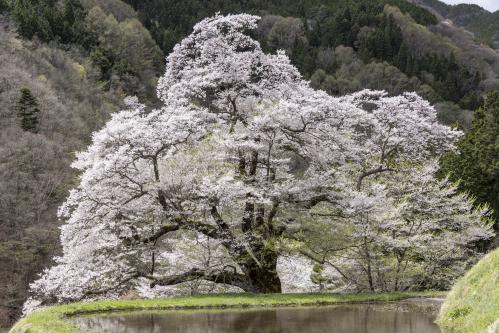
437 249 499 333
0 1 165 323
448 306 471 319
434 101 473 129
445 4 499 47
121 0 477 103
4 0 162 98
310 264 329 291
17 88 40 133
89 47 113 79
416 0 450 16
355 13 416 73
10 292 444 333
5 0 473 103
459 91 484 111
61 0 93 46
8 0 95 46
309 49 436 100
440 92 499 229
383 0 438 25
84 6 163 97
465 11 499 47
0 11 127 327
417 0 499 47
122 0 436 54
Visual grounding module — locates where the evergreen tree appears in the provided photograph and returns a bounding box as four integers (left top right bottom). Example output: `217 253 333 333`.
440 92 499 231
383 21 394 59
9 0 90 46
405 54 415 76
395 42 409 69
17 88 40 133
459 91 484 111
61 0 88 45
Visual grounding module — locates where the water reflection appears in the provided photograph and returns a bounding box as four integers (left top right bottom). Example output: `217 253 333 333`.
76 302 442 333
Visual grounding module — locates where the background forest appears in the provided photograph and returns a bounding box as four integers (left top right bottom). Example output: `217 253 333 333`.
0 0 497 328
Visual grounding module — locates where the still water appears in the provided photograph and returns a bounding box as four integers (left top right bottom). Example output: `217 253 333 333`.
76 301 442 333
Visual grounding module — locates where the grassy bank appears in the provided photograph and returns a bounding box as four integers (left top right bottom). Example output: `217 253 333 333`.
438 249 499 333
10 291 444 333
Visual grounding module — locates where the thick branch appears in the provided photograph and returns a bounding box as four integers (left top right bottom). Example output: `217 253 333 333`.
298 248 351 283
296 194 331 209
148 268 250 291
186 220 246 258
186 221 223 239
141 224 180 244
356 166 396 190
281 115 308 133
82 272 141 299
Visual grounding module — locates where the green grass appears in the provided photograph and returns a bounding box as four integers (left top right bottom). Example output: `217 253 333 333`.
9 291 445 333
437 249 499 333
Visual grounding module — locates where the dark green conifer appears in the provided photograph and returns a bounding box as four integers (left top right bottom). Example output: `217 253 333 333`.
440 92 499 231
17 88 40 133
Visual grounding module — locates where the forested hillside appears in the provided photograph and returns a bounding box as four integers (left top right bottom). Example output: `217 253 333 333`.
0 0 497 329
123 0 499 126
0 0 162 327
411 0 499 48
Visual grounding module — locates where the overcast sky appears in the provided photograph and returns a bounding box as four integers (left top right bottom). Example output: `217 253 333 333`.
440 0 499 11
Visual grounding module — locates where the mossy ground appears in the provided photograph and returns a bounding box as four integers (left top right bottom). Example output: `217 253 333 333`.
9 291 445 333
437 249 499 333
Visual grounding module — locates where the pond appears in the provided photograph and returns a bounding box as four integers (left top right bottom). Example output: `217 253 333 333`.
75 299 442 333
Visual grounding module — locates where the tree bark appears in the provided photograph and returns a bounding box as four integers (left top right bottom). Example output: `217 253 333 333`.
149 268 251 291
363 236 375 292
148 256 282 293
243 246 282 293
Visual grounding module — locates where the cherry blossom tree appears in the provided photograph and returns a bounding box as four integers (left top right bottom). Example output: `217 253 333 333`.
296 161 493 292
25 14 491 308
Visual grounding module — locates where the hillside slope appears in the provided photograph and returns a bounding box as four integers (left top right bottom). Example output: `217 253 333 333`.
384 5 499 91
124 0 498 125
438 249 499 333
0 0 161 327
410 0 499 48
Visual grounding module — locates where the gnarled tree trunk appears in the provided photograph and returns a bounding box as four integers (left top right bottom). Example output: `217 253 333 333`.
241 245 281 293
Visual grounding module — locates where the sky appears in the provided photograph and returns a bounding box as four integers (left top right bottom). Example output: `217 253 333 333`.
440 0 499 11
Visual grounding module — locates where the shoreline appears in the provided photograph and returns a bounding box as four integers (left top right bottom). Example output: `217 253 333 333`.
9 291 446 333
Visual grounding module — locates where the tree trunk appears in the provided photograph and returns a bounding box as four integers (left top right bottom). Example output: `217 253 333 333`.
393 251 406 292
363 236 375 292
244 248 282 293
149 251 282 293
